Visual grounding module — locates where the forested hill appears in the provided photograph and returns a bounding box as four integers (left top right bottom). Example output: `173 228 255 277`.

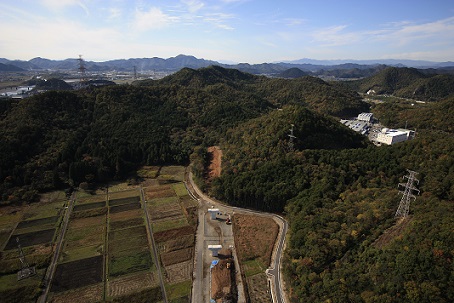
139 65 369 117
208 94 454 300
348 66 454 101
0 66 367 203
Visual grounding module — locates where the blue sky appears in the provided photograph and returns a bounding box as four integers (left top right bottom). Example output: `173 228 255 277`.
1 0 453 63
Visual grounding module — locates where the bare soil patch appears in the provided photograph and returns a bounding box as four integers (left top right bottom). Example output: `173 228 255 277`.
161 247 193 266
51 255 103 292
150 201 182 221
373 217 412 249
109 209 143 221
145 186 175 199
108 271 158 298
157 234 194 253
211 258 236 302
207 146 222 180
164 260 193 284
154 225 194 243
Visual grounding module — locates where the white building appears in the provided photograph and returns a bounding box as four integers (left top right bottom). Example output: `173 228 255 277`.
376 128 411 145
357 112 374 122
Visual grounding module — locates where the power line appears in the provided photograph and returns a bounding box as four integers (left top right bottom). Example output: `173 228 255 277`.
288 124 296 152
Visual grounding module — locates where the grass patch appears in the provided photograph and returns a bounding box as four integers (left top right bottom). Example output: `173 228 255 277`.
242 259 266 277
109 251 153 277
148 196 179 207
0 229 13 250
158 166 185 182
172 183 189 197
66 225 104 242
23 200 65 220
166 280 192 301
152 218 188 233
61 244 103 263
109 237 149 256
137 166 160 178
16 216 59 229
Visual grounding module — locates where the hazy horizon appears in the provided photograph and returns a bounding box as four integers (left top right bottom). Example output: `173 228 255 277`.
1 0 453 64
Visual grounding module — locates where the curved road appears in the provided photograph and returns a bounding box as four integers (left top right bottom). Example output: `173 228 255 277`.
186 171 288 303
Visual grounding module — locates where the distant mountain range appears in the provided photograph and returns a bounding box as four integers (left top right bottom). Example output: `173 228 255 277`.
1 54 453 78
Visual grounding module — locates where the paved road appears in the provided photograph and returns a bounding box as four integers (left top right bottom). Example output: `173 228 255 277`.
186 171 288 303
37 192 75 303
140 186 168 303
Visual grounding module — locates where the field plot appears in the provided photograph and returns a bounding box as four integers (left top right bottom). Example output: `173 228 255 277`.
108 271 159 297
164 260 193 284
4 228 55 250
0 191 68 303
51 255 103 293
108 188 140 200
73 201 105 212
158 166 185 182
50 283 103 303
76 194 106 204
109 196 140 206
145 185 175 199
110 202 141 213
233 214 279 302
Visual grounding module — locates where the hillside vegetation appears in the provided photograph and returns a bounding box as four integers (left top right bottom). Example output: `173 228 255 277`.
348 67 454 101
0 66 366 203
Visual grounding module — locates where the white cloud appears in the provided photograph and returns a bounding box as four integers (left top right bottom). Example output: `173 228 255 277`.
311 25 362 46
132 7 179 31
203 13 235 30
40 0 89 15
181 0 205 13
108 7 122 20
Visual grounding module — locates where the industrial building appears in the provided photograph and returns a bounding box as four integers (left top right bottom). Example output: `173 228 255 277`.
340 119 370 135
357 112 374 122
375 128 412 145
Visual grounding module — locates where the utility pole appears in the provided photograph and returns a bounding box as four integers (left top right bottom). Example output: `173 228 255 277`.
288 124 296 152
395 169 420 218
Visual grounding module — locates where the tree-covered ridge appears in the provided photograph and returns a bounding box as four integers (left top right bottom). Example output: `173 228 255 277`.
348 66 454 101
138 66 369 117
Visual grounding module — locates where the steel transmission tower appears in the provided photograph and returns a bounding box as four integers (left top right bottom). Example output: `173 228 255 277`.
16 237 36 280
395 170 420 218
288 124 296 151
78 54 87 84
